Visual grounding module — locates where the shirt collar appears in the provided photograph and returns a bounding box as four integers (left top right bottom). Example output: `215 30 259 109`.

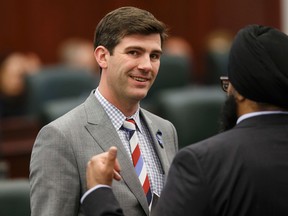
127 111 143 133
237 110 288 124
94 88 142 133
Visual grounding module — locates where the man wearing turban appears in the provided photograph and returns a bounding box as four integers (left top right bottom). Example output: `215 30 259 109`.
81 25 288 216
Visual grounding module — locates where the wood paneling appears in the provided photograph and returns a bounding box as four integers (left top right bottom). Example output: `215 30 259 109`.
0 117 40 178
0 0 280 78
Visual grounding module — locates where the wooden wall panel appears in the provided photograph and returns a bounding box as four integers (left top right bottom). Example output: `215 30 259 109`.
183 0 281 80
0 0 280 79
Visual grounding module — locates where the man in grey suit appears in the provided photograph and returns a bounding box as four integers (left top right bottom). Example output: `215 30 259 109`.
81 25 288 216
29 6 178 216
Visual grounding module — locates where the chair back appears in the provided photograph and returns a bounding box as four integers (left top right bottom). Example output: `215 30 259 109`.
25 65 98 123
0 179 30 216
148 55 192 97
156 86 225 148
142 55 192 113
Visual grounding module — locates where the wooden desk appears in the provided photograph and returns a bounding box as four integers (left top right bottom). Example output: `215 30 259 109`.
0 116 40 178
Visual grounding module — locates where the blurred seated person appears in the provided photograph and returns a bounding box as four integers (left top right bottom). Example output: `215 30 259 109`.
0 52 41 118
203 29 233 85
162 36 195 82
57 37 100 75
163 36 194 58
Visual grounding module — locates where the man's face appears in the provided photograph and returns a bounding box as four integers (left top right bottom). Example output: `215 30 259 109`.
102 34 162 104
219 95 238 132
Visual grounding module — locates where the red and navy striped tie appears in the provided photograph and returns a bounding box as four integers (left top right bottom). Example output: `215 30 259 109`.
123 118 152 207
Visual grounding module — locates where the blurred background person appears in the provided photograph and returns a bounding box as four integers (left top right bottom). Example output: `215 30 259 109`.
203 29 233 85
163 36 194 59
163 36 195 81
57 37 100 75
0 51 42 118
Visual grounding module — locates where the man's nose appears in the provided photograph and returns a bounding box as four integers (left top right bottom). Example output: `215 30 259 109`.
138 55 153 71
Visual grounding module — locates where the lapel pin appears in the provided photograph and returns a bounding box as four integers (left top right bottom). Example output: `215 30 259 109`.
156 130 164 148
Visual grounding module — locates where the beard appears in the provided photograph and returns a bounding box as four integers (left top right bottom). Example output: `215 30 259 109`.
219 95 238 132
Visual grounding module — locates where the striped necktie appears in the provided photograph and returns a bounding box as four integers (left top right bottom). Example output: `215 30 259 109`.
122 118 152 207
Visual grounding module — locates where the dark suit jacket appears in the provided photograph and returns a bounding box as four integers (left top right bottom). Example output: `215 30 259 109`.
82 114 288 216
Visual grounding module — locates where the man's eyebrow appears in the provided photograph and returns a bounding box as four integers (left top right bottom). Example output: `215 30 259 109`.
152 49 163 55
125 46 162 54
125 46 144 51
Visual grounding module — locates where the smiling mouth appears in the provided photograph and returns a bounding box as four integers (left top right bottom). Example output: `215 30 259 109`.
131 76 149 82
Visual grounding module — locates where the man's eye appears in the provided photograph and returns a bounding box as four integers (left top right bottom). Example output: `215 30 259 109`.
151 54 160 60
128 51 138 56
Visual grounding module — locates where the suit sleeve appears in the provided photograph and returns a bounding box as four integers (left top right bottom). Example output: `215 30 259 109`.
30 125 80 216
82 187 124 216
152 147 210 216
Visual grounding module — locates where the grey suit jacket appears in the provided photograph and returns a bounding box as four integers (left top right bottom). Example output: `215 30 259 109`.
29 91 178 216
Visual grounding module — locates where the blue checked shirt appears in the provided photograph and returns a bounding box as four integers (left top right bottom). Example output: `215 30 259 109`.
95 88 164 195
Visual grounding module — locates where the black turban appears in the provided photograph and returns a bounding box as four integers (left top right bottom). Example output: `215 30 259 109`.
228 24 288 109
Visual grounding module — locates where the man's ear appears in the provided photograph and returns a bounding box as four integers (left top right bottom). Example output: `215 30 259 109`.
94 46 109 69
228 84 245 102
234 91 245 103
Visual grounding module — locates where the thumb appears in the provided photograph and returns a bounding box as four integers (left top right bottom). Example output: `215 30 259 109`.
106 146 117 168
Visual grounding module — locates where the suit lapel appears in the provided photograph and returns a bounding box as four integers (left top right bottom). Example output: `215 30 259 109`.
83 93 150 215
140 110 170 175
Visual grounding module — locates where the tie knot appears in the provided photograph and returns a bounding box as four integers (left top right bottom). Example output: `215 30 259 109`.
123 118 136 131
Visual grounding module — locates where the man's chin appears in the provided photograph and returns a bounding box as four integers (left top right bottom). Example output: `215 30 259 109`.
131 91 148 102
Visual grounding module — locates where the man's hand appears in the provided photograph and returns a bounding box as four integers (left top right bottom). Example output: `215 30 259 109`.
86 146 121 189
